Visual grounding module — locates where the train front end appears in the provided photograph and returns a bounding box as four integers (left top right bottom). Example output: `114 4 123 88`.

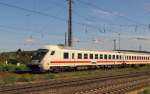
29 48 49 71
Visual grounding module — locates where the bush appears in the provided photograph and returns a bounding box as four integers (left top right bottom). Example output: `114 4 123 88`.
15 64 30 71
8 59 18 64
0 64 29 72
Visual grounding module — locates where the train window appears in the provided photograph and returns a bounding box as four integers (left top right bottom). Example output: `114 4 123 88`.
32 49 48 60
146 57 148 60
72 53 75 59
142 57 144 60
100 54 103 59
50 51 55 55
95 54 98 59
90 54 93 59
113 55 115 59
127 56 129 60
116 55 119 59
84 54 88 59
104 54 107 59
140 56 142 60
119 56 122 60
78 53 82 59
64 52 69 59
109 55 111 59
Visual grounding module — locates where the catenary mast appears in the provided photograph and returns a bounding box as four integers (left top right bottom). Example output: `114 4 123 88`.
68 0 73 47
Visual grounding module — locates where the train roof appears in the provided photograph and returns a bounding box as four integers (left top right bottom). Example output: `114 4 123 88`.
44 45 116 53
115 50 150 54
44 45 150 55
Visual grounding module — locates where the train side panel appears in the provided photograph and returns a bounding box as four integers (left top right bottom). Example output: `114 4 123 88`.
31 45 150 71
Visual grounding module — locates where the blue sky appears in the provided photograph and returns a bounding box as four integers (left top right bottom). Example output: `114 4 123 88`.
0 0 150 52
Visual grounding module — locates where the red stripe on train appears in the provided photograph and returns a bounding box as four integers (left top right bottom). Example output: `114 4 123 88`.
51 61 91 63
50 60 150 64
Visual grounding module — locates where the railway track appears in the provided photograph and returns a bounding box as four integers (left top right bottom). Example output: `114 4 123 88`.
0 71 150 94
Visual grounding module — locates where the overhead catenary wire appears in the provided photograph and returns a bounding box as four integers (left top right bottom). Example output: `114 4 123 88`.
0 1 67 22
0 1 102 33
74 0 150 35
0 0 149 43
0 0 150 51
77 0 147 26
0 1 148 35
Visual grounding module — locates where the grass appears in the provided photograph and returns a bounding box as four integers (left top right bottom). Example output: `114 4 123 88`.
138 87 150 94
52 65 150 79
0 65 150 85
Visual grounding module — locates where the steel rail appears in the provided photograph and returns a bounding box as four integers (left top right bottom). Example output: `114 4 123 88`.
0 71 150 94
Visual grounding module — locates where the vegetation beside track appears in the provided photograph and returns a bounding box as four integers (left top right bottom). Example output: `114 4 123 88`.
0 65 150 85
0 64 29 72
138 87 150 94
0 49 32 65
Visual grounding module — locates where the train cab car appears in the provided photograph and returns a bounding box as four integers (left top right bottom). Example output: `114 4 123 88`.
28 45 150 72
29 45 60 71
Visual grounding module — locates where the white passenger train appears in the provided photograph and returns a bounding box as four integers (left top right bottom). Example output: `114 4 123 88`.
29 45 150 71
